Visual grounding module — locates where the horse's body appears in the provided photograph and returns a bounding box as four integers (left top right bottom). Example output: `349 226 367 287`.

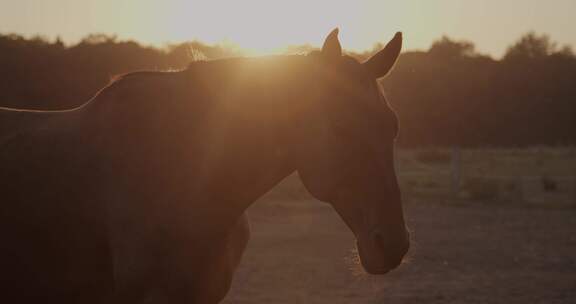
1 109 115 303
1 59 295 303
0 30 409 303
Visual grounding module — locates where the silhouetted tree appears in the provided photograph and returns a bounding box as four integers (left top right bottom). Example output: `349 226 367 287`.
504 32 556 62
429 36 477 59
1 32 574 146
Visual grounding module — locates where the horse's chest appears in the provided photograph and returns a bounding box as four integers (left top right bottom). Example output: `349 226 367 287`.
106 194 250 302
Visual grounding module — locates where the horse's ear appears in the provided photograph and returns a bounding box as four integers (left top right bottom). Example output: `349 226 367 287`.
321 28 342 60
363 32 403 79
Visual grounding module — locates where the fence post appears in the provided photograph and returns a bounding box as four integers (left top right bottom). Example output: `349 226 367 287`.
573 148 576 208
573 175 576 208
451 146 461 199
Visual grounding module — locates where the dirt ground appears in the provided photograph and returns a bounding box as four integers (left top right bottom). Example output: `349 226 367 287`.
223 197 576 304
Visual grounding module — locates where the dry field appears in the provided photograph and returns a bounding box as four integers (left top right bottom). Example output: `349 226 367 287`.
223 148 576 304
396 147 576 206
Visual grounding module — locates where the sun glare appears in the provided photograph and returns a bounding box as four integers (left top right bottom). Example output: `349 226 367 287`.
3 0 576 58
138 0 375 55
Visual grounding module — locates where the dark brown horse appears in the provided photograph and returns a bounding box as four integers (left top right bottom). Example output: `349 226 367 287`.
0 29 408 303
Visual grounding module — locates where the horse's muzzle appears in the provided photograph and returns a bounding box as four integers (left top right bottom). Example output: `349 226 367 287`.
357 228 410 275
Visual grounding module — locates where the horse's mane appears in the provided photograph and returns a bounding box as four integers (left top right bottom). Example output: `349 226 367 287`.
110 70 180 84
110 51 361 87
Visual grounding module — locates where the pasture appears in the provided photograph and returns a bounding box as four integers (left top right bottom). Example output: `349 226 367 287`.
397 147 576 206
224 148 576 303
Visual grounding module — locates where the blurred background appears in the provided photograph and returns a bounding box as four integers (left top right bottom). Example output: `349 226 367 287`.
1 0 575 303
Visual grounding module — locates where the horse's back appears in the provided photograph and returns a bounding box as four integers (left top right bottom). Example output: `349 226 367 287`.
0 108 114 302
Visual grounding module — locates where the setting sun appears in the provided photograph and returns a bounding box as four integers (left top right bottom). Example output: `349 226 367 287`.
2 0 575 57
107 0 376 55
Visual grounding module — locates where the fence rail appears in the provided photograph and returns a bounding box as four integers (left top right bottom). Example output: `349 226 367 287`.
396 147 576 207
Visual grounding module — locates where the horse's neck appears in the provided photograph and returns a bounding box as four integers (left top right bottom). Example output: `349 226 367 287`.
185 57 314 230
89 61 308 236
195 96 298 223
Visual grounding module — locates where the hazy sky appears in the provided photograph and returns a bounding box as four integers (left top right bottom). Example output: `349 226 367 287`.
1 0 574 57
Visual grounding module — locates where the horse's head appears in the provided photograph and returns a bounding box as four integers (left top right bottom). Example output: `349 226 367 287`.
296 29 408 274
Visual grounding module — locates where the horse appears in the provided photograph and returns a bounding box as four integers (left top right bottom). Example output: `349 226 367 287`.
0 29 409 303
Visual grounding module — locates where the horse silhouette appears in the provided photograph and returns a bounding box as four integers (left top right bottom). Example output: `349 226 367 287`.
0 29 408 303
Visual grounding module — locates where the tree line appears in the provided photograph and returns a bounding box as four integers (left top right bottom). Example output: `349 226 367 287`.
1 32 574 146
